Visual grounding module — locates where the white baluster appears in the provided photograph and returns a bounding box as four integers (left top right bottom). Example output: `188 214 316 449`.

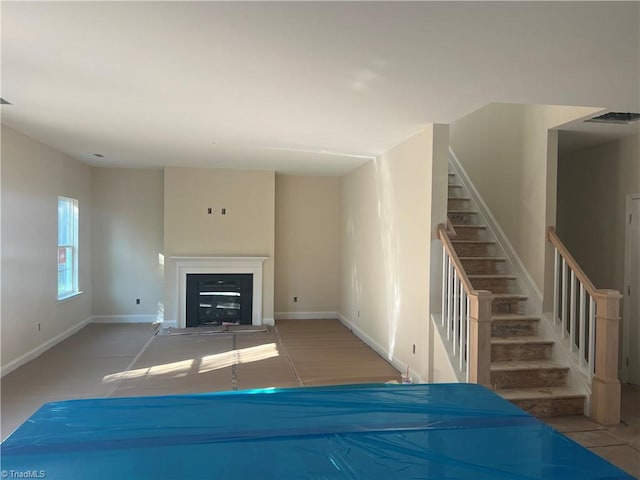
442 249 448 327
588 296 596 377
579 283 586 366
562 258 568 338
553 248 559 324
453 272 459 354
465 296 470 381
459 290 467 371
447 260 453 339
570 271 577 352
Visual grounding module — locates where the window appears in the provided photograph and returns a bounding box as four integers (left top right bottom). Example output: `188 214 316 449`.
58 196 79 299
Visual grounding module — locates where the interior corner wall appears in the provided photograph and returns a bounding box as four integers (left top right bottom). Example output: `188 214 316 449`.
1 125 92 372
557 133 640 293
274 175 340 317
92 168 164 320
163 167 275 323
339 126 441 381
450 103 601 300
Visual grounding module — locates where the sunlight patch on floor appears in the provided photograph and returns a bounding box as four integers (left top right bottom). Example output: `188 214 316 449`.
102 343 280 383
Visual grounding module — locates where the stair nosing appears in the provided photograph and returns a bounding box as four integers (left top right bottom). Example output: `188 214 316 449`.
492 314 540 321
468 274 517 279
490 361 568 371
491 337 553 345
495 387 586 400
450 240 495 245
493 293 528 299
459 256 506 261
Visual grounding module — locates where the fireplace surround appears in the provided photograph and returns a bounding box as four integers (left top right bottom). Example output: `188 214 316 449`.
170 256 268 328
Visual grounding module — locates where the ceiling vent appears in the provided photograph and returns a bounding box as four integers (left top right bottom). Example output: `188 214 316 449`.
0 97 12 105
586 112 640 124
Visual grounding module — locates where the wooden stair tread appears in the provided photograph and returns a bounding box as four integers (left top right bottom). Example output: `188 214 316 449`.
451 240 495 244
459 256 505 261
492 313 539 320
448 209 478 214
448 196 470 200
491 337 553 345
495 386 585 400
450 225 486 229
468 274 516 279
491 361 567 371
493 293 528 300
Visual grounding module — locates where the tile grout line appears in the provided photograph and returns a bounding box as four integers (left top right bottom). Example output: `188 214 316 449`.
105 329 158 397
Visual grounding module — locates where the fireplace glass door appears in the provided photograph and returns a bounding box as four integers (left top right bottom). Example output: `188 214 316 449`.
186 274 253 327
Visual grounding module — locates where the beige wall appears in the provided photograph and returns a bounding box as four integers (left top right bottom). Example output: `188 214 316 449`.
450 103 600 302
557 133 640 293
92 168 164 318
163 167 275 322
339 125 449 381
1 126 93 371
274 175 340 316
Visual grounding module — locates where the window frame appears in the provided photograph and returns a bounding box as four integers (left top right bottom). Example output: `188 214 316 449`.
57 196 80 300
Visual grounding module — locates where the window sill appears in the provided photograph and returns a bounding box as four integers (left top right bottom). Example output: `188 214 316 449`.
58 291 83 303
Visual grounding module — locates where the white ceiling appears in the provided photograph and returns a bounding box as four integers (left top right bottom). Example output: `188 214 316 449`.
2 1 639 175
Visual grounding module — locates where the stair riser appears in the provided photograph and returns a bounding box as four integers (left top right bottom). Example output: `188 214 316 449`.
448 185 464 197
448 175 458 185
461 259 506 275
448 198 471 210
492 320 538 337
448 212 479 225
451 227 486 240
453 243 496 257
491 368 568 389
492 298 526 315
508 397 585 417
491 343 552 362
470 278 517 293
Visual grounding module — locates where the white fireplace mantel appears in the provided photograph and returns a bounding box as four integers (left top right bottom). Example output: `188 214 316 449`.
170 256 268 328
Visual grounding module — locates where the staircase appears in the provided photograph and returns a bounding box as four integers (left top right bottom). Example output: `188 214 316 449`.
447 173 585 417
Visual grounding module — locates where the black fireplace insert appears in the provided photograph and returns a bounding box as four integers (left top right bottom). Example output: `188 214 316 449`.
186 274 253 327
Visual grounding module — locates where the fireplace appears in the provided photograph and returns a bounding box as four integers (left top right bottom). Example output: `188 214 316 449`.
170 256 268 328
186 274 253 326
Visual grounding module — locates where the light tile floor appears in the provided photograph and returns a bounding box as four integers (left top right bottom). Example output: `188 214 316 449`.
541 384 639 478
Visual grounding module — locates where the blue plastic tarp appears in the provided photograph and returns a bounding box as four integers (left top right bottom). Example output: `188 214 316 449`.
1 383 633 479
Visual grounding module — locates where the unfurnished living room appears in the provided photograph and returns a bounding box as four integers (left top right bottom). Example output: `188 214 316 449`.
1 2 639 479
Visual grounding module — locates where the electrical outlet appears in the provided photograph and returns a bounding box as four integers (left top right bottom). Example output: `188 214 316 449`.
136 298 140 305
207 208 212 214
293 296 298 303
221 208 226 215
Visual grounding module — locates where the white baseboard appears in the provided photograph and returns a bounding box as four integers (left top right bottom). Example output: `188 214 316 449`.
337 313 423 383
274 311 338 320
262 317 275 326
1 316 92 378
91 315 159 324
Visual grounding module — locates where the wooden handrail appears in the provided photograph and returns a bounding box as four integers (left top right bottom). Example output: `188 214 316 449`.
438 224 474 294
547 226 597 295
